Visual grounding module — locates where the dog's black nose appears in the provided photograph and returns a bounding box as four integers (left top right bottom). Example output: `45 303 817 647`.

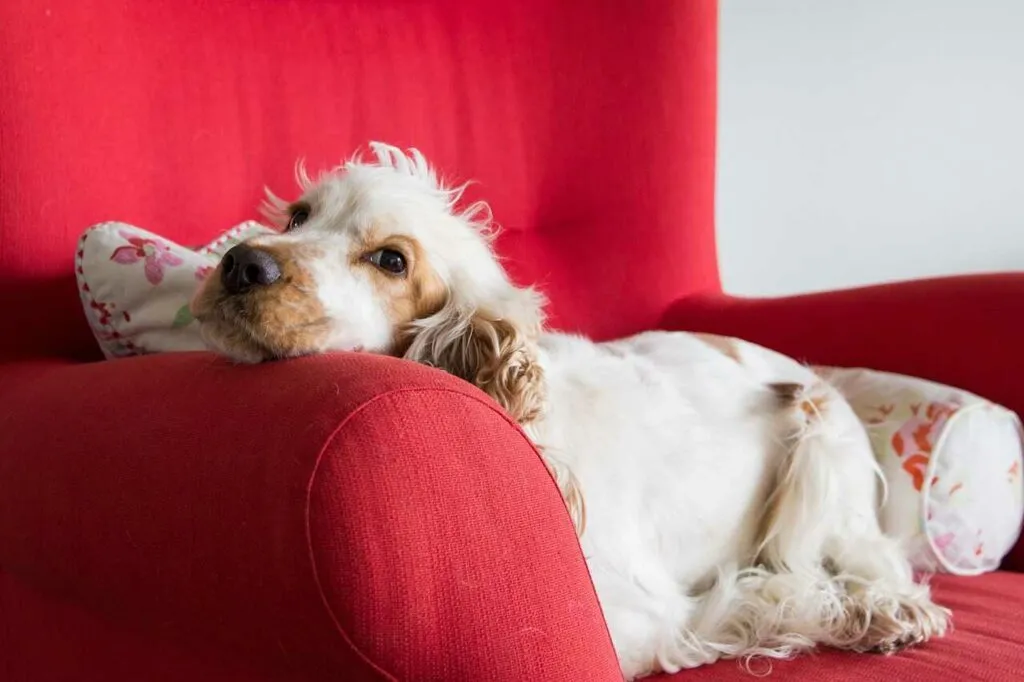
221 244 282 294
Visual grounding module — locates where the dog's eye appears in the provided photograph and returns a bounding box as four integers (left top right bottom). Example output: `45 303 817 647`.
367 248 407 275
286 207 310 231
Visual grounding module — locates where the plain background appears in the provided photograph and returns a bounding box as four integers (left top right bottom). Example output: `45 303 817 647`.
717 0 1024 296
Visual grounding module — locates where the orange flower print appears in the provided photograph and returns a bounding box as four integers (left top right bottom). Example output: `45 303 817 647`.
891 400 957 492
902 455 930 491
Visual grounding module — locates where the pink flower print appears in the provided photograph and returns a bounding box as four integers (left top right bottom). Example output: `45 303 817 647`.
195 264 215 281
933 532 955 551
110 231 184 285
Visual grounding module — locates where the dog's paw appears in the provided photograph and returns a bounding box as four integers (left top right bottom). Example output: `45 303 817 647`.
849 591 951 655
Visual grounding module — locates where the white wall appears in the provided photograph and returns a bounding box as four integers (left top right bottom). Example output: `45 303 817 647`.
717 0 1024 296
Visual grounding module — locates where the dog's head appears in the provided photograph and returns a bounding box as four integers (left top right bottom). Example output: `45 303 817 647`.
192 142 546 423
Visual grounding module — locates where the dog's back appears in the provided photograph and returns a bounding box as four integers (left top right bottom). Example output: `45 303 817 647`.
531 330 949 679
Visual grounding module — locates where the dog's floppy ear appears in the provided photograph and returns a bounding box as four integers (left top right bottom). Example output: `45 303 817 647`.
403 284 546 425
404 284 589 536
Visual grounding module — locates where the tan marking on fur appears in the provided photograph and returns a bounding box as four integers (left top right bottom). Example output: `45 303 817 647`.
192 243 330 358
800 396 829 419
769 382 804 406
249 244 328 353
694 333 744 363
354 233 447 330
190 269 223 320
764 383 830 419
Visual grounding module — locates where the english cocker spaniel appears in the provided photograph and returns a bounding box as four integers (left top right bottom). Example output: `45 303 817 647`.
192 143 949 679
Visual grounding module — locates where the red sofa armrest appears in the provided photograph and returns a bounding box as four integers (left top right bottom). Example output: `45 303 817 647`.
0 353 620 681
662 273 1024 570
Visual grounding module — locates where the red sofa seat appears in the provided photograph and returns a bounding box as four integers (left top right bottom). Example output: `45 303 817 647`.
2 1 1022 680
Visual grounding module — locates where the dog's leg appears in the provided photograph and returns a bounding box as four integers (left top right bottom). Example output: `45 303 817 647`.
591 567 719 679
753 381 950 655
814 387 951 653
824 525 950 653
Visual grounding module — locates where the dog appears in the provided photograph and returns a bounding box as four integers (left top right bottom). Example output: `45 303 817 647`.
191 143 950 679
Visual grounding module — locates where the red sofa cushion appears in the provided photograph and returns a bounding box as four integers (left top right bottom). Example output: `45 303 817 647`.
6 567 1024 681
0 0 719 361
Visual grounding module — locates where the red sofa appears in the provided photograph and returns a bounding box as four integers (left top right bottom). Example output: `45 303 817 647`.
1 1 1022 680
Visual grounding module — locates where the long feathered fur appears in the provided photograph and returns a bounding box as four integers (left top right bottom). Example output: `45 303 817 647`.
194 143 950 680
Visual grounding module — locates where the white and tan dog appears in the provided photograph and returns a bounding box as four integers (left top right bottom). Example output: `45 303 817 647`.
192 143 949 679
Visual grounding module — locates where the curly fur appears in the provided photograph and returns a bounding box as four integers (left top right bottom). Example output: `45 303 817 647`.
403 301 545 424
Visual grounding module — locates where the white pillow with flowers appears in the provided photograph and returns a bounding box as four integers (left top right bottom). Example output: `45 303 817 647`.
817 367 1024 575
75 221 275 359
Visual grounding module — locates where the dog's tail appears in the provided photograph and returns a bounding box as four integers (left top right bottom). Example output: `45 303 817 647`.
681 381 874 665
755 380 862 570
689 379 947 665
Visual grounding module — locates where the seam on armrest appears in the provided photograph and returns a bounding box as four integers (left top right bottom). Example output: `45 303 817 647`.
304 386 584 681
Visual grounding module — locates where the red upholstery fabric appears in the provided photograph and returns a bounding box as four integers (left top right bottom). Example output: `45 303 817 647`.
12 567 1021 682
1 572 312 682
663 274 1024 421
0 0 718 361
2 1 1022 680
0 353 620 681
6 569 1024 682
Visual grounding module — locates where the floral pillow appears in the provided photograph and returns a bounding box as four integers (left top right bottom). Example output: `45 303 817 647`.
816 367 1024 575
76 221 275 359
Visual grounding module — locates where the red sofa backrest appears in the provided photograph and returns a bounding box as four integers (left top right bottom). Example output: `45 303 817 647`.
0 0 718 361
